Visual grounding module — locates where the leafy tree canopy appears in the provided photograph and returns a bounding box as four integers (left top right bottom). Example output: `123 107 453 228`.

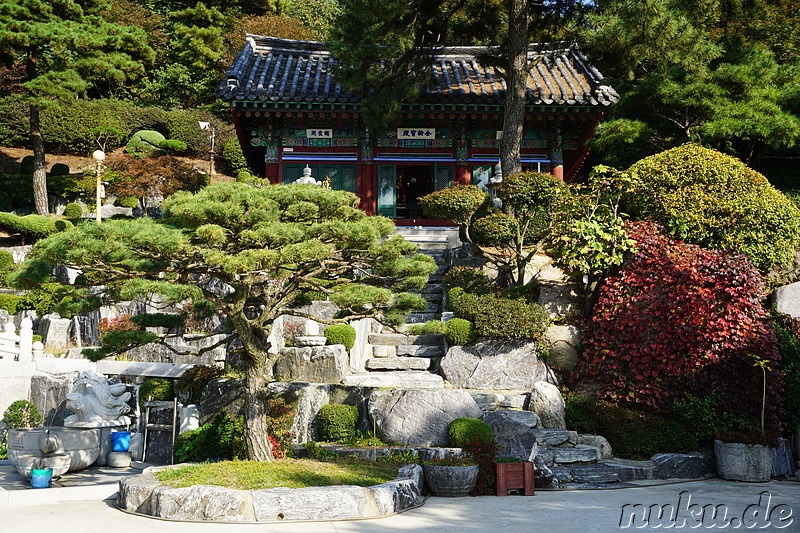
11 182 436 460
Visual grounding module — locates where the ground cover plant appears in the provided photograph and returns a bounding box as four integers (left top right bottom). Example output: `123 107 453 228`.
154 458 399 490
579 220 784 434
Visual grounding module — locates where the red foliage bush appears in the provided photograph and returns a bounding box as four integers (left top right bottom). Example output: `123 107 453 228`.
105 153 206 199
580 221 784 433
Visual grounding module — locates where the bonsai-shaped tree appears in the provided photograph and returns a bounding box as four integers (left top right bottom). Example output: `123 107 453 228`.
421 171 565 285
10 183 435 460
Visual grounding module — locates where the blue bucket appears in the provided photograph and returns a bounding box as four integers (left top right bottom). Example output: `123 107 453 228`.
31 468 53 489
111 431 132 452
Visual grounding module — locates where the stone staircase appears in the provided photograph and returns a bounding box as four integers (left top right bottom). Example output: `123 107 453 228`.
532 429 652 487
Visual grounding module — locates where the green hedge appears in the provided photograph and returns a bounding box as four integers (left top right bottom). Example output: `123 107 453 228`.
174 411 246 463
0 212 72 239
447 287 550 339
442 266 494 295
138 378 174 408
447 417 493 447
2 400 42 429
317 403 359 442
324 324 356 351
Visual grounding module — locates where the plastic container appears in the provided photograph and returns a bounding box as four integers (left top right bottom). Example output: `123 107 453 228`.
31 468 53 489
111 431 132 452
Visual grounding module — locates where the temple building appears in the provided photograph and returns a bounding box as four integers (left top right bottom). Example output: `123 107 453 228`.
217 35 618 224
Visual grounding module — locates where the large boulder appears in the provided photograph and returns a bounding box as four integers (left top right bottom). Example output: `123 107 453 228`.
369 389 482 446
274 345 350 383
199 377 245 425
527 381 566 429
29 371 78 426
481 410 539 460
773 281 800 318
38 313 71 350
541 325 580 372
537 281 582 321
652 453 716 480
440 339 549 390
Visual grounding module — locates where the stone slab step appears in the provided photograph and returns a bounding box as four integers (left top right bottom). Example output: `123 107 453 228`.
368 333 443 346
601 460 653 481
365 357 431 371
552 462 652 484
532 429 573 447
341 371 444 389
406 312 439 324
420 284 444 295
547 445 600 464
369 333 409 345
396 345 444 358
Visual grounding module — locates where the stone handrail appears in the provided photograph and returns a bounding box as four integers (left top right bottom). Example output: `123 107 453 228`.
0 318 44 362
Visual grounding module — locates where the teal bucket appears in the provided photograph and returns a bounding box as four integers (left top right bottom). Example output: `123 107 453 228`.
31 468 53 489
111 431 131 452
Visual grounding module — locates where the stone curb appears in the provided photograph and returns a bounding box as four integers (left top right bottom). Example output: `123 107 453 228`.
117 463 424 523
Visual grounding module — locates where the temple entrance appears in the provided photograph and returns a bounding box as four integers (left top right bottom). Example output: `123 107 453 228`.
396 165 433 219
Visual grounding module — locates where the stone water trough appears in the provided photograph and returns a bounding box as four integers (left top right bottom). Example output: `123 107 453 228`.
118 463 424 522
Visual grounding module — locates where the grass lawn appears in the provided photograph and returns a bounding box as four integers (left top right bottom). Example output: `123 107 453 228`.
153 458 400 490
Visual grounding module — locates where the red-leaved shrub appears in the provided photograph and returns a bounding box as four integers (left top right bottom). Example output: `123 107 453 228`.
580 221 784 433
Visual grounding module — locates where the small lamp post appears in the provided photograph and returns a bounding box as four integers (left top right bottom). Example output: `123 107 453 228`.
198 121 216 176
92 150 106 223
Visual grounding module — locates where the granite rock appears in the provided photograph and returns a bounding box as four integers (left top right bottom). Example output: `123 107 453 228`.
440 339 548 390
527 381 566 429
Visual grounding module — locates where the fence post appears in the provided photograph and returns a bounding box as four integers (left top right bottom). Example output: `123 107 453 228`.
18 317 33 363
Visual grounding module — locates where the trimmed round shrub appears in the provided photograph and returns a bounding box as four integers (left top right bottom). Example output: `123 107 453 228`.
581 220 783 433
3 400 42 428
324 324 356 351
316 403 359 442
447 417 494 447
0 250 14 270
471 212 517 246
175 365 226 404
626 143 800 272
0 212 73 239
115 196 139 209
138 378 174 407
62 203 83 219
442 266 494 294
445 318 477 345
420 184 489 225
50 163 70 176
159 139 187 154
126 130 166 156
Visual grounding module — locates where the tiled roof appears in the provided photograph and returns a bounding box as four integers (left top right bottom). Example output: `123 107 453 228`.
217 35 619 107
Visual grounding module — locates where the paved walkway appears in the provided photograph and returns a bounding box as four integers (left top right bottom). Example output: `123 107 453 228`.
0 461 798 532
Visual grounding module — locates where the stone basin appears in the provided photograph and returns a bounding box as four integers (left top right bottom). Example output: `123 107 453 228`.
7 427 101 478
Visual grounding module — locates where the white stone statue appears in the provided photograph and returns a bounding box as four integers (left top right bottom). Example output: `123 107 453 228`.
64 370 132 427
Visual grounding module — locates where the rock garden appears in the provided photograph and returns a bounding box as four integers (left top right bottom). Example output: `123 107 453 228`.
0 144 799 523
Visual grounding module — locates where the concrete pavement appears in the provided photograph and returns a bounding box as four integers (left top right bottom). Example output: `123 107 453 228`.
0 476 798 532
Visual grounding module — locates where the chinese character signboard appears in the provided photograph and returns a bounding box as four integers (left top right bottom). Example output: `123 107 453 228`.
397 128 436 140
306 129 333 138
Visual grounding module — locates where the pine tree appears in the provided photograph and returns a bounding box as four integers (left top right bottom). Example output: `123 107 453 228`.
0 0 154 215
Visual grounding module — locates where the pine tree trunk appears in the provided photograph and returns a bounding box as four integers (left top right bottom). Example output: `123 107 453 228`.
500 0 529 178
30 103 49 216
230 313 275 462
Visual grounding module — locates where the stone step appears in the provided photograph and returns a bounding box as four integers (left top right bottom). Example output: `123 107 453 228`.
365 357 431 371
396 345 444 358
420 284 444 295
368 333 443 346
341 371 444 389
369 333 409 345
406 312 439 324
552 462 652 485
540 445 600 465
532 429 574 447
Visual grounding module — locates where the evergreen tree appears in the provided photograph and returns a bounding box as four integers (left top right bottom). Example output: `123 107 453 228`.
0 0 154 215
11 183 436 460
